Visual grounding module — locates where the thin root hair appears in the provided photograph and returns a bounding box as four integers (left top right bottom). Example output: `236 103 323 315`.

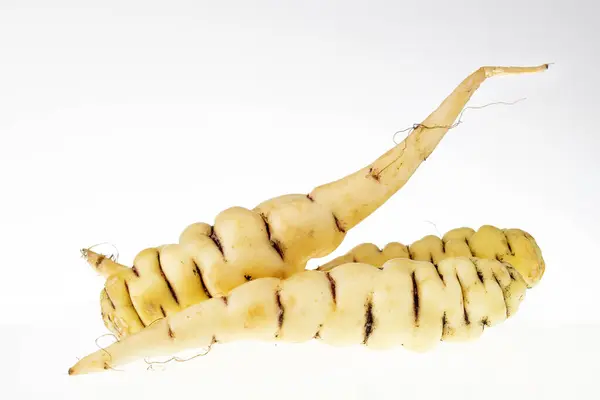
424 220 442 237
392 98 528 145
144 344 213 371
368 98 528 179
94 333 123 372
82 242 120 262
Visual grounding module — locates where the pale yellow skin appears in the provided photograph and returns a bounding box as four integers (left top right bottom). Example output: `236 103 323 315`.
83 64 549 340
93 224 544 341
69 256 533 375
318 225 545 288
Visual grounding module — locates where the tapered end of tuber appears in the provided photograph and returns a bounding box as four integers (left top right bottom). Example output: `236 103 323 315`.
82 248 128 278
67 355 111 376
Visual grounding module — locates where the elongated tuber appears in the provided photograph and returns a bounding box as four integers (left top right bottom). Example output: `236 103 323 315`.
318 225 544 287
69 255 535 375
83 64 549 340
95 224 543 340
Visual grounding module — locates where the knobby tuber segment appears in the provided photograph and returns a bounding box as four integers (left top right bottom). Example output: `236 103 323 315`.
68 256 533 375
95 224 543 341
83 64 549 341
318 225 545 288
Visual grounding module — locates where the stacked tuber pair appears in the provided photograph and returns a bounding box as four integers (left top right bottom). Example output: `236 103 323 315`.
69 64 549 375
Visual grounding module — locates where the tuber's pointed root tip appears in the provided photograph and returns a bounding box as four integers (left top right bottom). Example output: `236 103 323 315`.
80 247 102 264
67 358 106 376
485 63 551 78
67 359 85 376
80 248 98 266
67 366 89 376
67 363 86 376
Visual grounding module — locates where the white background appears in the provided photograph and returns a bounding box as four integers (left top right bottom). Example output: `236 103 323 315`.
1 0 599 399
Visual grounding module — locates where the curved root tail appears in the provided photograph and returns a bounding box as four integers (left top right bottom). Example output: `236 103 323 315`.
308 64 550 231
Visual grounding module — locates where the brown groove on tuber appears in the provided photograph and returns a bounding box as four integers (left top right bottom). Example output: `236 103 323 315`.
431 255 445 283
412 271 420 326
464 237 474 256
259 212 272 238
472 259 485 285
455 273 470 326
325 272 337 305
270 239 285 260
209 226 225 259
259 212 286 260
491 272 502 290
157 251 179 305
167 324 175 339
332 213 346 233
441 312 448 338
313 324 322 339
124 280 146 327
192 260 213 299
363 296 375 344
275 287 285 336
503 231 515 256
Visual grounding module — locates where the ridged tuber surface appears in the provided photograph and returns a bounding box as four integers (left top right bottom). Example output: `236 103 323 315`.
69 256 533 375
318 225 545 287
83 64 549 340
93 224 543 341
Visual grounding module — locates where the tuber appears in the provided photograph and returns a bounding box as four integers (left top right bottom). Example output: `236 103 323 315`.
82 65 549 340
94 224 544 340
69 254 536 375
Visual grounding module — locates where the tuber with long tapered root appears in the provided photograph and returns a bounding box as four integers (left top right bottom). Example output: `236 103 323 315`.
82 64 548 341
95 224 544 341
69 253 539 375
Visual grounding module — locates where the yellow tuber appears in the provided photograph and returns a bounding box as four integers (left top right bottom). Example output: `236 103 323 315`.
69 254 537 375
82 64 549 341
95 224 544 340
317 225 545 287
